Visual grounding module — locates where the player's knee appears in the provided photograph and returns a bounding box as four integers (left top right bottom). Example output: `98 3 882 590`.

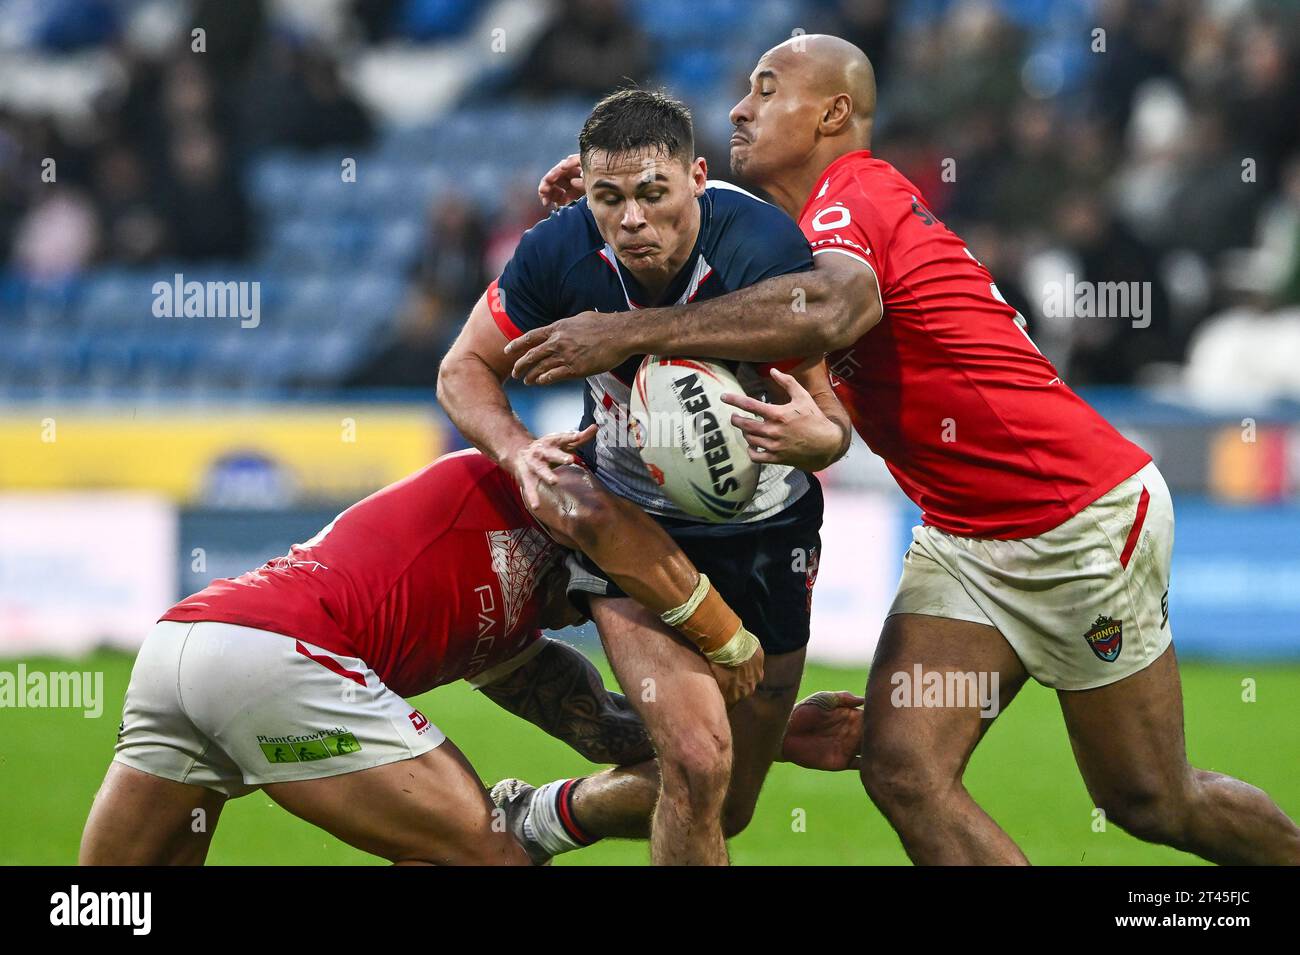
658 729 732 811
859 738 942 816
1096 778 1192 846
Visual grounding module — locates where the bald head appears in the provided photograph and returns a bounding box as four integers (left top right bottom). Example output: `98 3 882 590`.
760 34 876 141
728 34 877 211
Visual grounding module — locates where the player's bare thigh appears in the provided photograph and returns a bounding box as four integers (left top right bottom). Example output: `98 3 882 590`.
1056 645 1189 808
862 613 1029 781
589 596 732 763
80 762 227 865
722 647 806 836
264 738 529 865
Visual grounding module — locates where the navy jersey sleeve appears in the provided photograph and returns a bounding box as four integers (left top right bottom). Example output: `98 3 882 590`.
706 183 813 290
488 204 594 340
488 218 558 341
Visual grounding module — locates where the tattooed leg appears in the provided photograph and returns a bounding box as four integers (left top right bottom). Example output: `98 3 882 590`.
478 640 653 766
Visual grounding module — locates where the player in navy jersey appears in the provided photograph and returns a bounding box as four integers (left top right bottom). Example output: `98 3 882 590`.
439 89 852 864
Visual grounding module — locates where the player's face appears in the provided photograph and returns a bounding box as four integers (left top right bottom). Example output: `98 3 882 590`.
583 148 707 282
729 52 819 184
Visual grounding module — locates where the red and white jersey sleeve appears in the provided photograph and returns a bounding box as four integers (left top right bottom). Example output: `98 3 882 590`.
802 172 887 278
797 150 1150 539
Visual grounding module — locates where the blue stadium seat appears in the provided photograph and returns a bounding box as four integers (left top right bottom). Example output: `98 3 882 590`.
134 337 203 386
340 275 406 326
371 217 424 271
75 272 153 329
633 0 727 43
277 275 344 325
397 0 480 42
0 271 27 322
662 46 727 95
247 154 312 216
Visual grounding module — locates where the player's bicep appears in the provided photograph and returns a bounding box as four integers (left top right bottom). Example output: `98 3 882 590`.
806 205 885 338
811 245 881 321
444 287 516 381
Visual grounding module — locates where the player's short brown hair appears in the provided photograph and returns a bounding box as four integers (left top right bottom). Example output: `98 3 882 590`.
578 88 694 167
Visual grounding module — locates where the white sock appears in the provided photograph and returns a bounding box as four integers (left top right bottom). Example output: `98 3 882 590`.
522 779 593 856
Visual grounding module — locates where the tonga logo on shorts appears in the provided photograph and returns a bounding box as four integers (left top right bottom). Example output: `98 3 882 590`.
1084 614 1123 662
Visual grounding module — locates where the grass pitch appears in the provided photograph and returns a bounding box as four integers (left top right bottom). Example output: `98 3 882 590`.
3 650 1297 865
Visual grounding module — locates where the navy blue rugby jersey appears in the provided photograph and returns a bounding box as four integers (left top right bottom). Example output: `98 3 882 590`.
488 181 814 523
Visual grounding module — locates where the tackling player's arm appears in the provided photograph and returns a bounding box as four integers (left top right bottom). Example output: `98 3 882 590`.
506 243 881 385
535 464 764 704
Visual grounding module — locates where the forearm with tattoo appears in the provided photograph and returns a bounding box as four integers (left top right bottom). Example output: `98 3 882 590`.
479 641 655 766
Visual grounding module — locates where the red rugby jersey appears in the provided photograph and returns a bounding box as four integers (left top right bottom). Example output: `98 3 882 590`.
162 450 558 697
799 150 1150 539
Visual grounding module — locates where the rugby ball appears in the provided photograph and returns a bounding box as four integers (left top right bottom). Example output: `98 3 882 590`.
629 356 760 522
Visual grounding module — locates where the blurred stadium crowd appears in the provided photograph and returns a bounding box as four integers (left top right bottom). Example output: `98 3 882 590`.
0 0 1297 399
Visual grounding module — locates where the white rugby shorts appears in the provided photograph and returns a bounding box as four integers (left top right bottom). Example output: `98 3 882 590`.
889 462 1174 690
113 620 445 797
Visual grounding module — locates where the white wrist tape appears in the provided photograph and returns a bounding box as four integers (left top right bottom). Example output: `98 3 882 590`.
704 626 761 667
660 573 710 628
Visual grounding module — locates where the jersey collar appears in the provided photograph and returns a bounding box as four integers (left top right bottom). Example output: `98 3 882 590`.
798 149 873 223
